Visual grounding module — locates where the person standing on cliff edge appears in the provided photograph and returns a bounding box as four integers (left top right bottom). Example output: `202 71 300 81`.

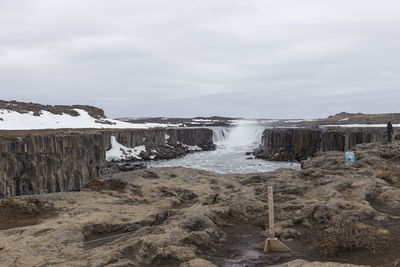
387 121 394 145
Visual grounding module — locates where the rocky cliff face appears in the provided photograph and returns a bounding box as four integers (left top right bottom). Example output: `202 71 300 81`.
0 131 105 199
255 127 387 161
0 128 214 198
166 128 214 149
102 128 214 150
102 128 215 161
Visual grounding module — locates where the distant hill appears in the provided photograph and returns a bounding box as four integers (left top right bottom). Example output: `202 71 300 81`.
298 112 400 126
0 100 106 119
115 116 239 127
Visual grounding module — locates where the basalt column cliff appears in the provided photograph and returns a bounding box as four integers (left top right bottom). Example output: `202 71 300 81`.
0 128 214 198
255 127 388 161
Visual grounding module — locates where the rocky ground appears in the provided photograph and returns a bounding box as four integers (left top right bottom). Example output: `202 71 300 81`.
1 142 400 266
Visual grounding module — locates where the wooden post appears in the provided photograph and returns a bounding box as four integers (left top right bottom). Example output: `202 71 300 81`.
257 186 291 253
268 186 274 238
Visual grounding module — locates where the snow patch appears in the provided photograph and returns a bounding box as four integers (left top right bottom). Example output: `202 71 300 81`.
177 141 202 151
338 118 349 121
106 136 146 161
192 119 213 122
165 133 170 140
284 119 305 123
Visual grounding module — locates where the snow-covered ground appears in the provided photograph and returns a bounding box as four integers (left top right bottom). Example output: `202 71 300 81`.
105 136 202 162
283 119 306 123
177 142 202 151
0 109 177 130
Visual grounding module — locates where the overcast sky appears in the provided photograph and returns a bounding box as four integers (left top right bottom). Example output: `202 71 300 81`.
1 1 400 119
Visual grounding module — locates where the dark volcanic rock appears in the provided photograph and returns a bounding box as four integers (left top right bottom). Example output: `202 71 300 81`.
255 127 387 161
0 128 215 198
102 128 215 161
0 131 105 198
117 162 146 172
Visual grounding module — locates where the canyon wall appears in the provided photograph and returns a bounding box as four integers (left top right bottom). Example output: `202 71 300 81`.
0 131 105 199
102 128 214 151
0 128 214 198
255 127 387 161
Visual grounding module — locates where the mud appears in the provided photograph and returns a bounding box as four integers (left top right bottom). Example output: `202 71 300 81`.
204 222 393 267
203 223 295 266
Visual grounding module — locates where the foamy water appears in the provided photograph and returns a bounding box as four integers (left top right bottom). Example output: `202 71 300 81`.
148 121 300 174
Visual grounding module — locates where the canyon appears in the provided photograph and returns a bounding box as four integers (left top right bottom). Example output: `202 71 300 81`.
1 125 394 199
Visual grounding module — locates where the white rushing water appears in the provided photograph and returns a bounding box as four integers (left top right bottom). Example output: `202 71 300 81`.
148 121 300 174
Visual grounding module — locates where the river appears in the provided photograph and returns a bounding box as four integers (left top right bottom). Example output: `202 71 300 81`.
148 121 300 174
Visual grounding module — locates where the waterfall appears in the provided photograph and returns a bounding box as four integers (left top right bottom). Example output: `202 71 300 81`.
150 122 300 174
211 121 266 149
211 127 230 144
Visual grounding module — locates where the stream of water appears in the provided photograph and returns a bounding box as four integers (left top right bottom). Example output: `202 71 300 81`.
148 121 300 174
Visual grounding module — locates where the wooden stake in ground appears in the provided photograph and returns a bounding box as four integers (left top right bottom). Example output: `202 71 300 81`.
257 186 291 253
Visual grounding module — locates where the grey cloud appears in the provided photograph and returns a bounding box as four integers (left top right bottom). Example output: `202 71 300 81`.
1 0 400 118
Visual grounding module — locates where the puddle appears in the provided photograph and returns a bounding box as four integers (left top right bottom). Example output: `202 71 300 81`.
202 223 296 267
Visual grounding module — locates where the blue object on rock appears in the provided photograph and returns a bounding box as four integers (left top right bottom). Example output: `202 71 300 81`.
346 152 355 164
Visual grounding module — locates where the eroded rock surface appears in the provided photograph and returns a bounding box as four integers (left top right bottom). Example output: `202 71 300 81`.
0 143 399 266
